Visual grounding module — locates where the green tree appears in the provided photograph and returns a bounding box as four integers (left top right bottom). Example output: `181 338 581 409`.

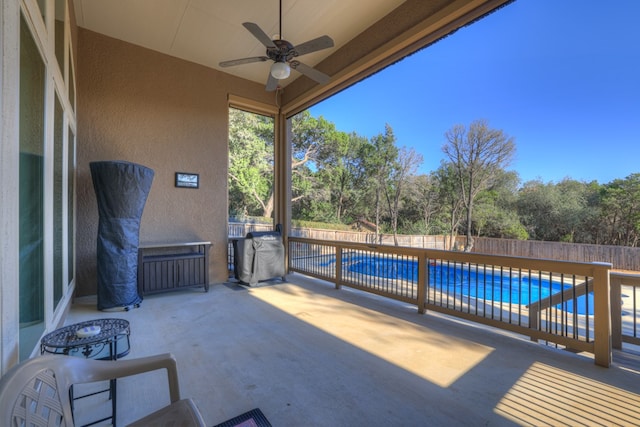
383 146 423 245
228 108 274 218
290 111 368 223
398 173 439 235
366 124 399 241
473 170 528 239
434 162 466 249
442 119 516 251
517 178 597 243
577 181 604 244
290 111 336 221
555 179 597 242
315 132 369 224
599 174 640 246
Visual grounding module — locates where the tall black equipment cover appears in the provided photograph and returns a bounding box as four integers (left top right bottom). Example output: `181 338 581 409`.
90 161 154 310
234 225 285 286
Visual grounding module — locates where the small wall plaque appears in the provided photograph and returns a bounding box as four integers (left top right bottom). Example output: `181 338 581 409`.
175 172 199 188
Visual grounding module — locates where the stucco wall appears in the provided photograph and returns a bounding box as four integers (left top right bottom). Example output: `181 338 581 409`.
76 28 273 297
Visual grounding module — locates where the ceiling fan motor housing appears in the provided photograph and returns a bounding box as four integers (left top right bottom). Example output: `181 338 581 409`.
268 39 296 63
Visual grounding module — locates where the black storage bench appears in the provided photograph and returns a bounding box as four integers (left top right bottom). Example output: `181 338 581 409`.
137 241 210 295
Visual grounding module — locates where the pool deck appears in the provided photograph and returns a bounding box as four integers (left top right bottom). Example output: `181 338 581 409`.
66 274 640 426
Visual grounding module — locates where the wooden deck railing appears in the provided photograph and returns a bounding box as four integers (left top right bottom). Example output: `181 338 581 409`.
286 236 615 367
610 272 640 348
227 223 640 366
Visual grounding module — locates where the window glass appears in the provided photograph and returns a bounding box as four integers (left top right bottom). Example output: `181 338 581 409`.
54 94 64 307
54 0 65 75
68 127 75 284
19 13 46 360
68 52 75 111
36 0 46 20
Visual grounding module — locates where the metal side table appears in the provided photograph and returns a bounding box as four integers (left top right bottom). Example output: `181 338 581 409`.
41 318 131 426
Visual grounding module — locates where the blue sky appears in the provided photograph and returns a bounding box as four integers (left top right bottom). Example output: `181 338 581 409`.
309 0 640 185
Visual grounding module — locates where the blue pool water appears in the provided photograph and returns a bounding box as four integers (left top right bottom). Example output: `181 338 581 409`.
339 255 594 315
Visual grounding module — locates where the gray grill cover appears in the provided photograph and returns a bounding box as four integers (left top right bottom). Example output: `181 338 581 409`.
90 161 154 310
234 228 285 285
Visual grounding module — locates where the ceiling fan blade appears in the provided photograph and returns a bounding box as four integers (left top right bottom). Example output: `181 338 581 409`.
242 22 276 48
266 73 279 92
290 61 330 85
293 35 334 57
219 56 269 67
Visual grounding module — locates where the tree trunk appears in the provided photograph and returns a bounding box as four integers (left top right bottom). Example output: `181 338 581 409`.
263 192 274 218
464 173 474 251
375 190 381 244
336 193 343 222
392 212 398 246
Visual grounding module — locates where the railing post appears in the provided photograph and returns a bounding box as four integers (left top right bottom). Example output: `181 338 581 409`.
417 252 427 314
593 262 612 367
335 246 342 290
610 275 623 350
528 304 539 342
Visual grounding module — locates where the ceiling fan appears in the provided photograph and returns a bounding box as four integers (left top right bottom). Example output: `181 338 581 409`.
219 0 334 91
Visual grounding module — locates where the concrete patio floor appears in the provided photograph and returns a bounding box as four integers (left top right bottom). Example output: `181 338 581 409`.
66 274 640 426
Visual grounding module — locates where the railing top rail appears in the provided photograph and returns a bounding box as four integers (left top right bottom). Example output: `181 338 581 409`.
288 236 612 277
610 271 640 285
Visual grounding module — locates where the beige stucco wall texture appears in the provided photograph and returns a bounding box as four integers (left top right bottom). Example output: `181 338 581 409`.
75 28 273 297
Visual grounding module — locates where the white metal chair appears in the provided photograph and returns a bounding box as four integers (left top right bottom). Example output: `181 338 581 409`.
0 352 206 426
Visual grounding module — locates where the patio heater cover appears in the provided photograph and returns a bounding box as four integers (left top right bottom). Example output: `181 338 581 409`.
90 161 154 310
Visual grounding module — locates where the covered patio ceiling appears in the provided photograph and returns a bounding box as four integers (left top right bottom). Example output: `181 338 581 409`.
72 0 513 109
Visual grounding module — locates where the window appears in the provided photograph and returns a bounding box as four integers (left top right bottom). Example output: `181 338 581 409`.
15 0 77 360
228 108 275 226
19 13 46 359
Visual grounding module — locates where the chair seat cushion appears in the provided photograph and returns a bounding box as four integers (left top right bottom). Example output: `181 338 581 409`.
126 398 206 427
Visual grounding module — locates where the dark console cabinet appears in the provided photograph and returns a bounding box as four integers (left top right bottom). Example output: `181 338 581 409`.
137 241 210 295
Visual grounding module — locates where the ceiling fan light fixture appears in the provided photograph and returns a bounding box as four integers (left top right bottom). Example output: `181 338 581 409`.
270 61 290 79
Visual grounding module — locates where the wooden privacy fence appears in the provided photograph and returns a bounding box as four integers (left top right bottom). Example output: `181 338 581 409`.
290 228 453 249
228 223 640 271
473 237 640 272
229 222 455 250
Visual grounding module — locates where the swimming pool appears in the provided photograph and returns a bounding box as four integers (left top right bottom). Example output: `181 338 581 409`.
342 255 594 315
